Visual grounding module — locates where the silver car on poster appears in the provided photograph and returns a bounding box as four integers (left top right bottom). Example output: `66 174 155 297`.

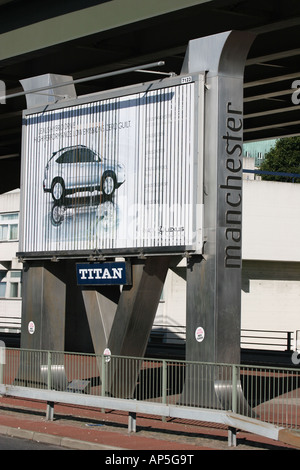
43 145 125 202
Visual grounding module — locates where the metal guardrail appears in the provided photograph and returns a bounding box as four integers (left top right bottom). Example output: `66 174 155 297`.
243 168 300 182
150 326 295 351
241 329 294 351
0 347 300 447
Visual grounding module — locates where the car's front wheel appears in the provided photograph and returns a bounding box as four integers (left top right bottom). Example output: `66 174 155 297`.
51 178 65 202
101 171 116 197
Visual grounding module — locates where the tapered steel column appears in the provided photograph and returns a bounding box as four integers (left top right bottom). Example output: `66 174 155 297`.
82 286 120 356
182 31 255 407
108 257 169 355
106 256 170 397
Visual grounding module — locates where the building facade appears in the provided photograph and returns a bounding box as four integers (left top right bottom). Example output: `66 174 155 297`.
0 189 22 334
155 178 300 351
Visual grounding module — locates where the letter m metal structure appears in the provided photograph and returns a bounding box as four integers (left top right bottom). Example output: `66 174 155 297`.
0 81 5 104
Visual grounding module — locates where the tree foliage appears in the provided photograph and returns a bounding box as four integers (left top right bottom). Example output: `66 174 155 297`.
259 136 300 182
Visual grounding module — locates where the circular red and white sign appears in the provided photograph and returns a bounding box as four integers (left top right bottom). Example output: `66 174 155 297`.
28 321 35 335
103 347 111 362
195 326 205 342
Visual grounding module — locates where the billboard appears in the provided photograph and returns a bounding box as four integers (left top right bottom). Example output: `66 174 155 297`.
19 75 204 257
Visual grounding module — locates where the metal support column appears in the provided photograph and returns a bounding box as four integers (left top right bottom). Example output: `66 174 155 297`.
181 31 255 407
82 286 120 357
106 256 170 398
20 261 67 351
19 261 67 386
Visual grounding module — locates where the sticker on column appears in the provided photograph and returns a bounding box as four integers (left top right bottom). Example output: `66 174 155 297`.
103 348 111 363
195 326 205 342
28 321 35 335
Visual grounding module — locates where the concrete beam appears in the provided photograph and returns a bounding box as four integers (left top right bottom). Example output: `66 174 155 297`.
0 0 212 62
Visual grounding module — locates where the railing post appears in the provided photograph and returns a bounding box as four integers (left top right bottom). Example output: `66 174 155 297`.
228 364 238 447
101 354 106 397
232 364 238 414
0 341 5 386
128 412 137 433
46 351 54 420
161 360 168 422
162 360 167 405
287 332 292 351
47 351 52 390
46 402 54 421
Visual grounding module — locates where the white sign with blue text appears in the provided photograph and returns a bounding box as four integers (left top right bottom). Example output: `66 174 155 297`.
76 261 130 286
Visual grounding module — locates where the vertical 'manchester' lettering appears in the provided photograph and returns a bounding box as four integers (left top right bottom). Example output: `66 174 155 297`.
220 102 242 268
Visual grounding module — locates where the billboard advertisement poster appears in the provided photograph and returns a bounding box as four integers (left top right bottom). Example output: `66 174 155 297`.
19 76 203 257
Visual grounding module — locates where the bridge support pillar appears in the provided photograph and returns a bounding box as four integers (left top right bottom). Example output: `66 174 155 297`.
182 31 255 407
20 261 66 351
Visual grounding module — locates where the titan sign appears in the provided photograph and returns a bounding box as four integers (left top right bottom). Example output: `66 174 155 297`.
19 75 204 257
76 261 131 285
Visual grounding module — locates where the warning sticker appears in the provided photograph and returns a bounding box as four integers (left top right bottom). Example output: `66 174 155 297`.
28 321 35 335
195 326 205 342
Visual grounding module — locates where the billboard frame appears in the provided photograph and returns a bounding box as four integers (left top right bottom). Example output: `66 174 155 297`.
18 72 205 261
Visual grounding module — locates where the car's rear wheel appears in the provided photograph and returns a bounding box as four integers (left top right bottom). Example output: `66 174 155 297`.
51 178 65 202
101 171 116 197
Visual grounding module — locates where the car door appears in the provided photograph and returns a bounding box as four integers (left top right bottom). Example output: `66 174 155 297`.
55 149 75 189
59 147 91 190
77 147 99 190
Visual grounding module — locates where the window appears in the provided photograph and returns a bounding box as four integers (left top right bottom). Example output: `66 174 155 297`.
78 148 97 162
57 150 74 164
0 271 6 297
0 270 22 298
0 213 19 241
10 282 19 298
10 271 21 298
56 147 97 164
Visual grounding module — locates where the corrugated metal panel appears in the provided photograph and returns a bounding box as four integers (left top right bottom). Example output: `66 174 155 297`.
19 79 200 256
